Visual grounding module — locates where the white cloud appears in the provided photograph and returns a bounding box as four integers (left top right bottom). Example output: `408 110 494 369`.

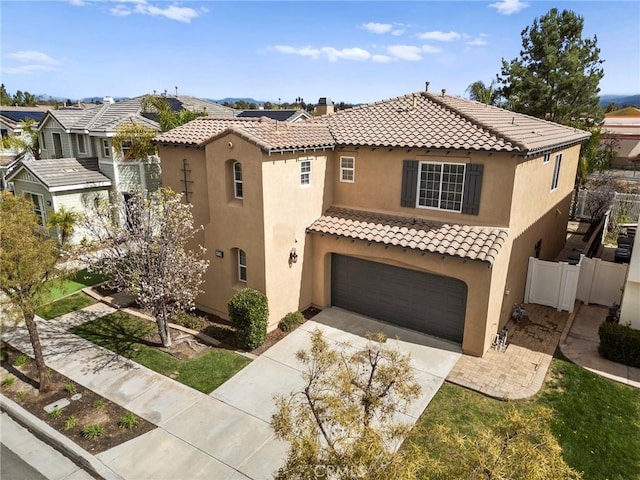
372 54 394 63
6 50 60 65
68 0 86 6
387 45 423 61
272 45 321 58
418 30 462 42
362 22 393 34
489 0 528 15
421 45 443 54
108 1 200 23
391 29 404 36
321 47 371 62
466 34 489 46
3 50 62 75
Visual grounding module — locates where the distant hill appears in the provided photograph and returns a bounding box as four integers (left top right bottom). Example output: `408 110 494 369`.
600 94 640 107
212 97 264 105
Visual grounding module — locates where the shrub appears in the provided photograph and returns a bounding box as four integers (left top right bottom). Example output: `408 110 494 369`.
278 311 304 332
172 310 207 331
81 424 104 439
16 391 27 400
228 288 269 350
13 354 31 367
64 416 78 430
118 412 139 429
92 399 106 409
49 408 62 419
599 322 640 368
64 382 77 395
1 376 16 387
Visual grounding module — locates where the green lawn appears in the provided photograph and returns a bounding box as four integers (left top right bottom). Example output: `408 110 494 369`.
71 312 251 393
36 292 97 320
408 352 640 480
38 269 107 304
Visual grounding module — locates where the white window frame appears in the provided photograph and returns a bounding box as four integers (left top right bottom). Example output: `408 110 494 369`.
340 156 355 183
233 161 243 199
102 139 111 157
238 249 247 282
416 161 466 212
543 152 551 164
551 153 562 191
77 134 87 154
24 192 46 226
121 141 132 159
300 158 312 186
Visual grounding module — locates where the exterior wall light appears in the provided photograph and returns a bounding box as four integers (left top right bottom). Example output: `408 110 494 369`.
289 248 298 266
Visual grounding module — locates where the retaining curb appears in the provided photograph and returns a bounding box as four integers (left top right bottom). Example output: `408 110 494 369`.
0 394 124 480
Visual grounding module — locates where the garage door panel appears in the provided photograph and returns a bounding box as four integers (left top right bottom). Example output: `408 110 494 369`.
331 254 466 343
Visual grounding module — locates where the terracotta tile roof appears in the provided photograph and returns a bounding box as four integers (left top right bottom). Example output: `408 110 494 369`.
307 207 509 265
315 92 589 154
154 116 335 153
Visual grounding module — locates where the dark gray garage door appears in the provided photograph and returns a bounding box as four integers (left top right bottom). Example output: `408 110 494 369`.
331 254 467 343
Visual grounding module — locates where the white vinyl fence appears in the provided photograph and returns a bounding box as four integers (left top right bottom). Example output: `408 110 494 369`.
574 190 640 223
525 256 628 312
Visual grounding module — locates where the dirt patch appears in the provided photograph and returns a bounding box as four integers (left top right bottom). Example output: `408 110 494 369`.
1 343 155 454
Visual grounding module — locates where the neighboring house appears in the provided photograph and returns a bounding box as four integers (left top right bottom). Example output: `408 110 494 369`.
37 97 162 195
6 157 111 243
236 109 312 122
156 91 589 356
1 106 49 189
601 107 640 169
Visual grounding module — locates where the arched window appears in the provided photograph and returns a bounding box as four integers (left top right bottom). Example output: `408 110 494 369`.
233 162 243 199
238 249 247 282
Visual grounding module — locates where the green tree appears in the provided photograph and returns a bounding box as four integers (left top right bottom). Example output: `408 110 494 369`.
271 329 425 479
498 8 604 125
466 80 502 106
112 122 158 161
0 192 61 392
80 188 209 348
0 118 40 159
0 84 11 105
141 95 200 132
47 206 79 247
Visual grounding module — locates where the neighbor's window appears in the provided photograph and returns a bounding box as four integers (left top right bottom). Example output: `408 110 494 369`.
551 153 562 190
102 139 111 157
300 158 312 186
238 249 247 282
40 133 47 150
340 156 355 183
233 162 243 199
120 141 132 159
24 192 45 226
77 134 87 154
417 162 465 212
543 152 551 164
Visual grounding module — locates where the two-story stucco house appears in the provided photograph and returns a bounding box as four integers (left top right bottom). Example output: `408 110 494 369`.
37 97 162 195
155 90 589 356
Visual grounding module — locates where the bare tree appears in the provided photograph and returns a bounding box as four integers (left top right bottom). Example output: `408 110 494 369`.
80 188 209 347
271 329 425 479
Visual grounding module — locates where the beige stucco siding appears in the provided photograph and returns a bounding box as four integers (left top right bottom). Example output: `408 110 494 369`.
331 148 515 227
262 153 328 327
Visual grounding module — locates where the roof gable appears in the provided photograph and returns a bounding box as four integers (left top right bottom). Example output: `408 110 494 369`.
8 157 112 191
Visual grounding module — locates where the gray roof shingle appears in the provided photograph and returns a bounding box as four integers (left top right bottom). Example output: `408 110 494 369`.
12 158 112 191
307 207 509 265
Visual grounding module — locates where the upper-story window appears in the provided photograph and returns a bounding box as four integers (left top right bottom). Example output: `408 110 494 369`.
238 249 247 282
543 152 551 164
40 132 47 150
300 158 312 186
24 192 45 226
121 141 132 160
551 153 562 190
102 139 111 157
417 162 465 212
340 156 355 183
233 162 243 199
77 134 87 154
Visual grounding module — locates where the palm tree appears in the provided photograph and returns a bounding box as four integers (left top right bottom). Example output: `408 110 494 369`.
47 206 79 247
465 80 502 106
1 118 40 159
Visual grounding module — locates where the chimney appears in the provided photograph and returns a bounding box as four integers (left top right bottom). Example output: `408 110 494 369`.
425 81 430 92
441 89 446 97
412 93 417 110
316 97 334 116
175 86 178 97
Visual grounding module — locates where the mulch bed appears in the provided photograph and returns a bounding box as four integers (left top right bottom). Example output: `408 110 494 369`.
1 343 155 454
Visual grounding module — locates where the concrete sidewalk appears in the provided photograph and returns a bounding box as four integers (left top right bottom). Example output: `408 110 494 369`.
560 303 640 388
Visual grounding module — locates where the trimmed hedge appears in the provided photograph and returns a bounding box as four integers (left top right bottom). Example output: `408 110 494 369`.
278 311 304 332
598 322 640 368
172 311 207 331
228 288 269 350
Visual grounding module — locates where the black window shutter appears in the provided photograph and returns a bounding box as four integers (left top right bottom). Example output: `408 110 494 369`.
462 164 483 215
401 160 418 207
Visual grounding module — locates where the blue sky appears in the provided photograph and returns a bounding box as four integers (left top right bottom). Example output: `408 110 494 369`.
1 1 638 104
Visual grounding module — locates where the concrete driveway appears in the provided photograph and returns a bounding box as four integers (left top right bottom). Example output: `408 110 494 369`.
208 307 461 477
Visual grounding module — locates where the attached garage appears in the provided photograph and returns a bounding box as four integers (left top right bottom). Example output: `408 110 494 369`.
331 254 467 343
